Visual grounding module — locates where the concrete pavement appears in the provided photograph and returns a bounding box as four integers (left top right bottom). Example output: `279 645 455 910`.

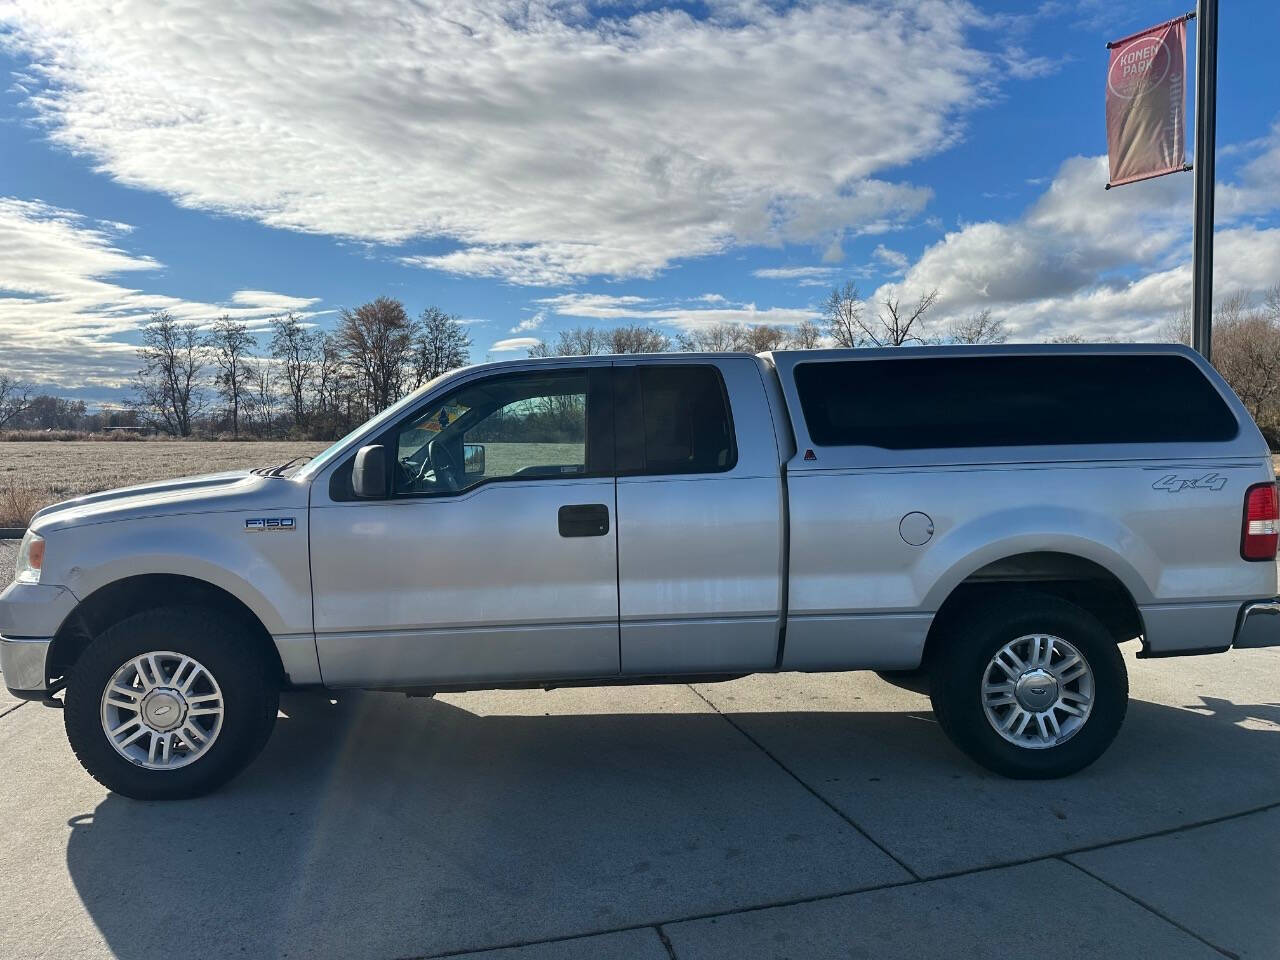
0 541 1276 958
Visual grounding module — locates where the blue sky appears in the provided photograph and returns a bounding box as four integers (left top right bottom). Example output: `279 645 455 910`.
1 0 1278 405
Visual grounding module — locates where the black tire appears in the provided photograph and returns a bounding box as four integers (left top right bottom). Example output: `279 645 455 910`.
64 606 279 800
928 591 1127 779
875 668 931 696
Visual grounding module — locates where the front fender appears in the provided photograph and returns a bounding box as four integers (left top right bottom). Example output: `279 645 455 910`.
917 505 1156 611
45 513 312 638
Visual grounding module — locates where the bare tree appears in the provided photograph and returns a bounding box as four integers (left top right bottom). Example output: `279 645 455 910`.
529 326 611 357
1161 305 1192 345
1209 292 1280 425
204 315 255 437
1265 283 1280 320
870 288 939 346
740 324 788 353
268 312 320 433
1047 333 1127 344
673 321 787 353
947 308 1007 344
248 359 279 437
822 281 865 348
8 394 86 430
132 311 207 436
312 332 356 437
607 324 672 354
336 297 416 413
1159 290 1280 439
0 374 34 430
786 319 824 349
675 321 748 352
412 306 472 385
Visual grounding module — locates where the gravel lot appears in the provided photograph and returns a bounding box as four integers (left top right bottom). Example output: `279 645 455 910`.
1 542 1277 959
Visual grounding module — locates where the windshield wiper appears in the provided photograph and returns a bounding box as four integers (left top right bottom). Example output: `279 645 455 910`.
251 455 312 478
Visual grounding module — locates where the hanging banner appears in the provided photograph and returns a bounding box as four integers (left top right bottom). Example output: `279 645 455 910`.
1105 16 1188 187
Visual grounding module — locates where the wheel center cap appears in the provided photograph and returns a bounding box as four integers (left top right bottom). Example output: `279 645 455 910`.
140 688 187 732
1014 669 1059 712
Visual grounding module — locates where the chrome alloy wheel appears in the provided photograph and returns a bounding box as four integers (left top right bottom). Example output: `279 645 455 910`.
981 634 1094 750
99 651 224 770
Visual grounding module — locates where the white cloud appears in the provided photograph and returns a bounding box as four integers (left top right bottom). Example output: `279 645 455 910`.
1001 45 1067 80
533 294 654 320
871 244 910 274
490 337 542 352
510 311 545 333
0 196 317 387
1217 121 1280 219
753 266 839 282
539 293 819 332
228 290 320 312
876 151 1280 341
2 0 987 285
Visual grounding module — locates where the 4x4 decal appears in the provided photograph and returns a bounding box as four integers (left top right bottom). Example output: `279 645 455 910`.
1152 473 1228 493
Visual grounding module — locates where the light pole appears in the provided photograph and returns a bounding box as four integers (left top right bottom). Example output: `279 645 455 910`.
1190 0 1218 361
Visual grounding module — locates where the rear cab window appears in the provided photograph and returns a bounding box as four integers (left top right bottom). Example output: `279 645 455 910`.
615 364 737 474
793 354 1239 450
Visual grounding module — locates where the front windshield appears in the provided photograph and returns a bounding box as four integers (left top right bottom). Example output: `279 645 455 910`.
294 372 455 481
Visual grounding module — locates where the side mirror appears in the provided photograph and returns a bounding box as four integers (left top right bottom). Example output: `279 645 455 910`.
463 442 486 476
352 445 387 498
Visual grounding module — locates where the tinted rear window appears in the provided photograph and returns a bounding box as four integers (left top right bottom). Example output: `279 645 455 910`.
794 354 1239 449
616 365 737 474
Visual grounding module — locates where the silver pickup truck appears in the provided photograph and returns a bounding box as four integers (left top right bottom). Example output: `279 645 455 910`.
3 344 1279 799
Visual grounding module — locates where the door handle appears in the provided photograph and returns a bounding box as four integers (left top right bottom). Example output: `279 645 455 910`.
558 503 610 537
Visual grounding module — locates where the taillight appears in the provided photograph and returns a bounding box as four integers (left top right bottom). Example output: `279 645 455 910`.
1241 483 1279 561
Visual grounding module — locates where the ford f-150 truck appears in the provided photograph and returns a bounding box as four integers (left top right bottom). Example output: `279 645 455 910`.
4 344 1279 799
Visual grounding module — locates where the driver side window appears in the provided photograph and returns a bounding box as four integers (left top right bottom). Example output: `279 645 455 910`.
393 369 590 496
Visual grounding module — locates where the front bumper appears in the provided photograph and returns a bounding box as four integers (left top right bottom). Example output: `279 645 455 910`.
0 635 52 694
1234 599 1280 649
0 581 77 697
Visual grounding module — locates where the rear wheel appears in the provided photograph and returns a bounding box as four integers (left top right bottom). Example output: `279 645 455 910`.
929 592 1127 779
64 606 279 800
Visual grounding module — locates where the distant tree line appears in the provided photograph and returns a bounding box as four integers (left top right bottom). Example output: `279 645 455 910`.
6 284 1280 444
125 297 472 438
0 380 141 433
527 321 823 358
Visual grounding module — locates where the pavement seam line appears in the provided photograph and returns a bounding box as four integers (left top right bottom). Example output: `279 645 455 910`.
395 795 1280 960
1016 798 1280 872
1059 856 1241 960
0 701 27 722
655 924 679 960
685 683 923 881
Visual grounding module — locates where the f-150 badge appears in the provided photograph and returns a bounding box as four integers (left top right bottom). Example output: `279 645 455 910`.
245 517 296 532
1151 473 1228 493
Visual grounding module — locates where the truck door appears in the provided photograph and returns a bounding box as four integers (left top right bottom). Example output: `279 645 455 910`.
614 357 786 674
308 363 619 687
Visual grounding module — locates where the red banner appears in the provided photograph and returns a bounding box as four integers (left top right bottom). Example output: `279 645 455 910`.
1106 17 1187 187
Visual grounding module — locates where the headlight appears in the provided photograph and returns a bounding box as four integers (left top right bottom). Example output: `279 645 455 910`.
15 531 45 585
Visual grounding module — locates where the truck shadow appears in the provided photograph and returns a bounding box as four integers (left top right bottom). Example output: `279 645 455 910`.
63 690 1280 960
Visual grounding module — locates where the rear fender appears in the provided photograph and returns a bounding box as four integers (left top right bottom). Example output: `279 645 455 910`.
918 506 1155 611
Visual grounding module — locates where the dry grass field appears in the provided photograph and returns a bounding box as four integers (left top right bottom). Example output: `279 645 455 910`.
0 438 587 527
0 441 327 527
1 442 1275 530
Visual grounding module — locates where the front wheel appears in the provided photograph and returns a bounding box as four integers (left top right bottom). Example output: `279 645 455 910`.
64 606 279 800
929 592 1128 779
